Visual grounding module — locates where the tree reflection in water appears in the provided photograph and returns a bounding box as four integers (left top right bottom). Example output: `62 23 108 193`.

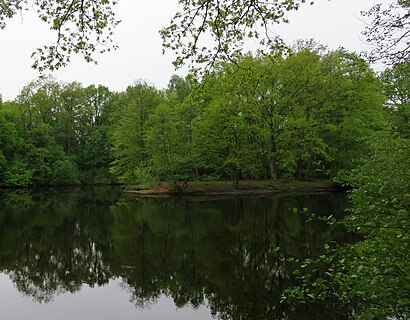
0 187 354 319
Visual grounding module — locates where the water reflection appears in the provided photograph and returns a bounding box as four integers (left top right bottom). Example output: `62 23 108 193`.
0 188 353 319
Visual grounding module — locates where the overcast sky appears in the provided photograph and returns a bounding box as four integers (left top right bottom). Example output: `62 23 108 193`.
0 0 390 101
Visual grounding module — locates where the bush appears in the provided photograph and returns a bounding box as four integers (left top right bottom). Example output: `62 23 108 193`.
51 158 80 185
4 160 33 187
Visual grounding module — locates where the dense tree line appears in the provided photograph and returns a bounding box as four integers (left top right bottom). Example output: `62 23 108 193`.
0 78 115 186
1 45 405 188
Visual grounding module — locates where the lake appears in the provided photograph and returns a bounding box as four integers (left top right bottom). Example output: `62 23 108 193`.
0 187 354 319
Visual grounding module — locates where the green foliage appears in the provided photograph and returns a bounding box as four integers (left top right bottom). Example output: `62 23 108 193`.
161 0 408 71
0 47 388 189
160 0 312 70
4 160 33 187
193 64 257 182
132 166 160 189
0 102 24 182
319 51 386 178
381 62 410 137
192 47 384 183
283 133 410 319
145 103 187 182
277 116 330 179
281 43 409 318
0 0 119 71
50 158 80 185
109 81 163 183
109 77 201 186
79 126 114 184
345 134 410 320
0 77 116 186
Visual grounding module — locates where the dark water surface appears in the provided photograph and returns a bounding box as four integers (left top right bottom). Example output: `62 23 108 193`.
0 187 353 319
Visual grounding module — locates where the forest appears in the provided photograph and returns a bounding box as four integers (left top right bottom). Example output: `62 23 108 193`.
1 44 406 189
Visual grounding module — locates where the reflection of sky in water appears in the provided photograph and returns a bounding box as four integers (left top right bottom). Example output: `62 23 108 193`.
0 274 213 320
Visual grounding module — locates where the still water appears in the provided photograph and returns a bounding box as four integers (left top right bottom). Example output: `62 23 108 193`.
0 187 353 320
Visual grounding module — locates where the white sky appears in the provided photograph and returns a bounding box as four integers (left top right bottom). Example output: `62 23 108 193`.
0 0 390 101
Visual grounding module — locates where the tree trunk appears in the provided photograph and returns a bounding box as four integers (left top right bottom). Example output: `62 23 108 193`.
296 159 303 180
269 130 278 182
231 167 240 189
305 155 313 179
269 161 278 182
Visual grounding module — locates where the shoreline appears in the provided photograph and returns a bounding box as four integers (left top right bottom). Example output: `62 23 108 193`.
125 179 342 197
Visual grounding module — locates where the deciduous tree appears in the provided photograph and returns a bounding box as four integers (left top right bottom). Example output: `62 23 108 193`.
110 81 163 183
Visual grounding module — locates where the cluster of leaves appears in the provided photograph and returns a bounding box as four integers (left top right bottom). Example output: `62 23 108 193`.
0 0 120 71
160 0 315 71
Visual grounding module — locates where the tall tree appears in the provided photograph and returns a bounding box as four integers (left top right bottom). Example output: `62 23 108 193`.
78 85 115 183
13 78 83 185
110 81 163 183
144 75 200 188
55 81 85 155
381 61 410 137
315 50 386 178
82 85 114 127
192 59 268 184
0 101 26 186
